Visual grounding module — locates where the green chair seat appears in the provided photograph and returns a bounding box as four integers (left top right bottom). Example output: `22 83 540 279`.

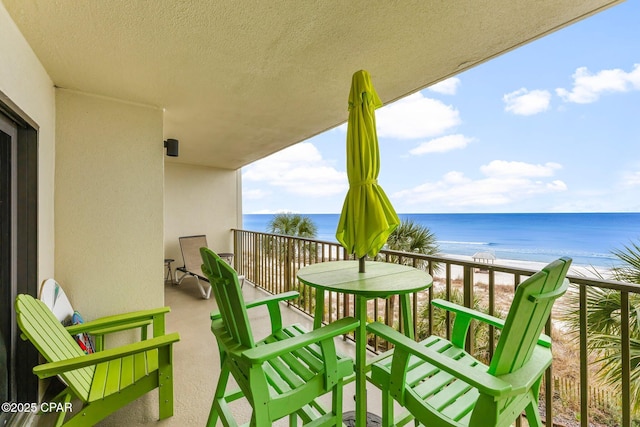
87 349 160 402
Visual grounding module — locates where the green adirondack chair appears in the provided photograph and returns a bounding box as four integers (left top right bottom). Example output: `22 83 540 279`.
367 257 572 427
39 278 169 352
200 247 359 427
15 294 180 427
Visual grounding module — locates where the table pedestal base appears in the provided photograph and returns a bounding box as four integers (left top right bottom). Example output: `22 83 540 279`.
342 411 382 427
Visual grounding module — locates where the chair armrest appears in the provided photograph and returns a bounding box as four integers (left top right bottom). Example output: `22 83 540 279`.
431 299 551 348
241 317 359 364
211 291 299 334
32 332 180 379
65 306 170 337
211 291 299 320
367 322 511 397
244 291 299 309
431 299 505 349
495 345 553 398
432 299 506 328
69 320 152 337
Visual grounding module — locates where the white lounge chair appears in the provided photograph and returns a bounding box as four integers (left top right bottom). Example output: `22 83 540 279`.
175 235 244 299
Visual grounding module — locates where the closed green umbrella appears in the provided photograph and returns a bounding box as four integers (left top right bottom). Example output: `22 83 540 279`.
336 70 400 272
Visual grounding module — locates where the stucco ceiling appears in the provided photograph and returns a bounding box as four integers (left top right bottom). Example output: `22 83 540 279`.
3 0 622 170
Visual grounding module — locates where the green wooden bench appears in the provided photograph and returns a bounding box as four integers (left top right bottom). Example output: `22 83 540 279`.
367 257 571 427
15 294 180 427
200 247 359 427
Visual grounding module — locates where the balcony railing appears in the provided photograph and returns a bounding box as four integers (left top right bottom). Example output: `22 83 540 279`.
232 229 639 427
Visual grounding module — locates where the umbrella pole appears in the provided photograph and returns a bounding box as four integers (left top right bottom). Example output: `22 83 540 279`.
359 256 366 273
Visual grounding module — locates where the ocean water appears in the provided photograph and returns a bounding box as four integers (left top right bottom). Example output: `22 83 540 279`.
242 213 640 268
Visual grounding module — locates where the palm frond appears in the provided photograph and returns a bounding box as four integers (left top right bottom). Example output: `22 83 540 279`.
591 334 640 412
384 219 440 271
611 241 640 284
268 212 318 238
560 236 640 418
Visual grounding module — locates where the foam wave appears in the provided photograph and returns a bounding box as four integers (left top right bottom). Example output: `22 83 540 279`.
440 240 492 246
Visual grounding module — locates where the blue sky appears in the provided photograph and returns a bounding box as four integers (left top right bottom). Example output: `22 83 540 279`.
243 2 640 214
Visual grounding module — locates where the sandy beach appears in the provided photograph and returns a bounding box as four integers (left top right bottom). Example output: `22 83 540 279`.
434 254 611 286
314 242 613 286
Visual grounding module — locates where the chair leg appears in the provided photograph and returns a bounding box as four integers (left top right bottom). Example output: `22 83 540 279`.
332 381 344 426
206 402 221 427
251 408 271 427
195 277 212 299
382 388 394 427
47 390 72 427
524 398 543 427
176 271 189 285
158 347 174 419
207 366 231 427
524 377 544 427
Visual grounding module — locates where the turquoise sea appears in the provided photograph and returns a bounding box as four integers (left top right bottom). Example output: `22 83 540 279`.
243 213 640 268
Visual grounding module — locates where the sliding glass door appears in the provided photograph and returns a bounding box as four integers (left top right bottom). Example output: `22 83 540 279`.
0 104 38 411
0 111 17 407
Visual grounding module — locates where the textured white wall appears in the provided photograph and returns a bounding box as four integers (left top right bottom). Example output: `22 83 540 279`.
0 2 56 282
164 162 242 267
55 89 164 318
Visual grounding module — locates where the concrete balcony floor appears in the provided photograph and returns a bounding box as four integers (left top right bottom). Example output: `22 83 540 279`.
91 278 382 426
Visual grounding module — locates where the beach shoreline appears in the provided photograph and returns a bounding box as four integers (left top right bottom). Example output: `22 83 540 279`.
312 243 612 285
245 212 634 268
439 253 610 285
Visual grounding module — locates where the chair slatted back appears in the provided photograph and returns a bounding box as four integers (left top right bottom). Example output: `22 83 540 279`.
15 294 94 400
200 248 255 349
489 257 571 376
179 235 208 275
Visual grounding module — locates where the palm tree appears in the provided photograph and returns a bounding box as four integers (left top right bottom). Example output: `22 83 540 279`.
266 212 318 262
383 219 439 270
267 212 318 238
265 213 318 297
562 240 640 415
378 219 439 333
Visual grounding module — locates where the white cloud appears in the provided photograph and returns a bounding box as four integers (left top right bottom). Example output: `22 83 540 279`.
375 92 461 139
503 88 551 115
250 208 299 214
393 160 567 208
242 142 347 197
243 189 270 200
480 160 562 177
428 77 461 95
409 134 474 155
621 170 640 187
556 64 640 104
